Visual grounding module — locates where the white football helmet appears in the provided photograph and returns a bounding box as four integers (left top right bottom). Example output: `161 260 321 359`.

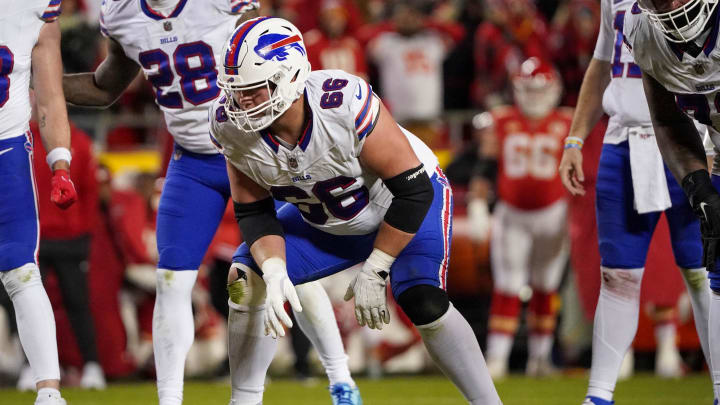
512 57 562 119
638 0 719 43
217 17 311 132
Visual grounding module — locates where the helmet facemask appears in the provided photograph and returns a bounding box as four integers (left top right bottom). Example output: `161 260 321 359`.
640 0 719 43
512 60 562 119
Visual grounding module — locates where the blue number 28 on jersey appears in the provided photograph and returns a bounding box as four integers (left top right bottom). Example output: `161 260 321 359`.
0 46 14 108
139 41 220 108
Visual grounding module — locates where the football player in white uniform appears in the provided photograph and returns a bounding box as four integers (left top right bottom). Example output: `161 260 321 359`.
559 0 714 403
62 2 359 404
210 17 502 405
622 0 720 403
0 1 77 404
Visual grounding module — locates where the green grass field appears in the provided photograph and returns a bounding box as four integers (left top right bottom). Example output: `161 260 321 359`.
0 374 713 404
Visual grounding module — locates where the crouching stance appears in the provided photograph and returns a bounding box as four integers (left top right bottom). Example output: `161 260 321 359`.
211 16 502 405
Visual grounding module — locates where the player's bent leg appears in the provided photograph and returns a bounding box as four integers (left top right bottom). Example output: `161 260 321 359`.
397 285 501 405
154 269 198 405
586 267 643 403
227 264 276 405
293 281 361 404
0 264 63 398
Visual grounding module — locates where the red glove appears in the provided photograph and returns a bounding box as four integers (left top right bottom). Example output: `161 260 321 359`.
50 169 77 209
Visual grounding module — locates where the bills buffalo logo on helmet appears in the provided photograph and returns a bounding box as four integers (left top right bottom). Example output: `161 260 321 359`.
254 33 305 62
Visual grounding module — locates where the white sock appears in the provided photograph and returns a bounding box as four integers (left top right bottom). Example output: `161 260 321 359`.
654 322 677 352
228 300 277 404
293 281 354 387
0 264 60 384
586 267 643 402
416 303 501 405
680 267 711 366
153 269 197 405
710 292 720 399
528 334 553 361
486 333 513 363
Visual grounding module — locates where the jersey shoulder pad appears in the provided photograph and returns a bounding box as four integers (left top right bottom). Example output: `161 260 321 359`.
212 0 260 15
306 70 381 143
99 0 130 38
40 0 62 22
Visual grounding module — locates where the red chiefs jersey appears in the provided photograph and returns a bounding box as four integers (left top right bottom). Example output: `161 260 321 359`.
304 29 368 78
493 106 571 210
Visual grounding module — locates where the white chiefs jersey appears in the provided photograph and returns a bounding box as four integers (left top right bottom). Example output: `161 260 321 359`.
100 0 254 154
594 0 652 144
369 31 447 123
0 0 61 139
209 70 439 236
624 6 720 141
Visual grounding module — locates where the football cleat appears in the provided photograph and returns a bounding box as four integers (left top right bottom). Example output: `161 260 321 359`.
34 392 67 405
80 361 107 390
486 356 508 380
582 396 614 405
329 383 362 405
526 357 557 378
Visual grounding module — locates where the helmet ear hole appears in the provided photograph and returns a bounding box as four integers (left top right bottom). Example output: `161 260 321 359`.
290 70 300 84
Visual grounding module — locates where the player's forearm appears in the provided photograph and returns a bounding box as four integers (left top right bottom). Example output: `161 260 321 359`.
32 21 71 170
373 222 415 257
63 72 119 107
568 58 611 140
249 235 287 267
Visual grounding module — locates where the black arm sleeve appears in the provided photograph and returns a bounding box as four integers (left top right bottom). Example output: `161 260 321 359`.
234 197 284 247
382 164 434 234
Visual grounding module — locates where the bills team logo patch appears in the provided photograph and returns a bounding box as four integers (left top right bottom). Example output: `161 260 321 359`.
254 33 305 62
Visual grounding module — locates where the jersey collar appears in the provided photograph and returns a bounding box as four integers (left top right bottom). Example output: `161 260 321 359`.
140 0 188 20
259 91 314 154
667 10 720 60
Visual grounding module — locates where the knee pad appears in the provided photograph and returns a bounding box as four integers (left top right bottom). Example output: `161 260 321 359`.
0 263 42 300
227 263 266 311
600 267 643 300
397 284 450 326
680 267 708 291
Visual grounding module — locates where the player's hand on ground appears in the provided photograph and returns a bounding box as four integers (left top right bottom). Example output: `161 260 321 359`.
344 260 390 330
50 169 77 209
558 148 585 196
683 170 720 271
261 260 302 338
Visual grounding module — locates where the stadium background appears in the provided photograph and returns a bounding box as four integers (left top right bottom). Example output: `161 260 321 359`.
0 0 712 403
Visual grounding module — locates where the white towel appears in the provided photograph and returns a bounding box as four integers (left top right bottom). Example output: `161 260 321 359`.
628 126 672 214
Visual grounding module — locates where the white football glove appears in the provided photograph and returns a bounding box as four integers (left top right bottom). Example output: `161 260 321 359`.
261 258 302 338
344 249 395 330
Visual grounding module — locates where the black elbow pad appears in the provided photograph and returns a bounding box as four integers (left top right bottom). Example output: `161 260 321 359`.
234 197 284 247
382 164 434 234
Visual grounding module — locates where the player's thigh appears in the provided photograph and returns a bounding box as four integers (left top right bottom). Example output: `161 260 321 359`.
157 147 230 270
528 200 569 292
490 201 532 295
665 168 704 269
233 203 374 284
596 142 658 268
0 133 39 271
389 172 453 299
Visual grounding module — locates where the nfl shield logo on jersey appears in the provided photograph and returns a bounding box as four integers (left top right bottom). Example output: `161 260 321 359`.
288 156 298 169
163 21 172 31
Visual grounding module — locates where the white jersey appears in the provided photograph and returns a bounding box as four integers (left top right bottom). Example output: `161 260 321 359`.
210 70 439 236
100 0 253 154
0 0 61 139
624 7 720 142
369 31 447 123
594 0 652 144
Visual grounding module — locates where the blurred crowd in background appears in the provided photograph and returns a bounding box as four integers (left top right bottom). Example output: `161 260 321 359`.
0 0 705 390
